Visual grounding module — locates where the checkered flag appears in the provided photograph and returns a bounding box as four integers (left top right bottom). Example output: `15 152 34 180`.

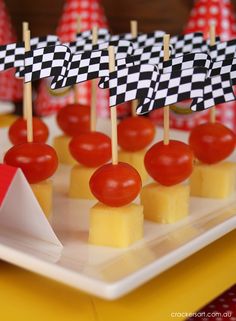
66 37 134 54
18 45 71 83
75 28 110 44
191 58 236 111
99 52 211 89
108 64 158 107
171 33 221 56
65 28 111 53
209 39 236 61
136 67 208 114
110 30 165 48
30 35 60 50
51 40 133 89
0 42 25 71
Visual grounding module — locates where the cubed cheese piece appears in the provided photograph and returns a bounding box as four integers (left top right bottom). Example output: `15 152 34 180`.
140 182 189 223
69 164 96 199
53 135 76 165
190 161 236 199
31 180 53 218
89 202 143 248
118 149 148 183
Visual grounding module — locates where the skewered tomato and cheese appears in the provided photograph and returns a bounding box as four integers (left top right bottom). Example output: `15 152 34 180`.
89 162 143 248
141 140 194 223
53 103 90 165
118 116 155 183
9 117 49 145
68 131 112 199
4 142 58 217
189 122 236 199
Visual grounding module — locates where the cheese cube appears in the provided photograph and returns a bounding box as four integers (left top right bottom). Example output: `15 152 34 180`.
140 182 190 223
118 149 148 183
31 180 53 218
53 135 76 165
69 164 96 199
190 161 236 199
89 202 143 248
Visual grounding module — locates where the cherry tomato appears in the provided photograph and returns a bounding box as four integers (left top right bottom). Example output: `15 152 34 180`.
145 140 194 186
4 143 58 184
189 122 236 164
8 117 49 145
56 104 90 137
89 162 141 207
69 132 111 167
118 116 156 151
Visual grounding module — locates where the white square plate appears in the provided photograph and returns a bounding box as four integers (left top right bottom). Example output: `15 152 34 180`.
0 116 235 300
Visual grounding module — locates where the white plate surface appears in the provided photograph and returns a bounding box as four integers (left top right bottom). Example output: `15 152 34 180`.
0 116 235 300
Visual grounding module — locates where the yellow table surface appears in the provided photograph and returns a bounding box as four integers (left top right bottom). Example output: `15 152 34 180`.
0 230 235 321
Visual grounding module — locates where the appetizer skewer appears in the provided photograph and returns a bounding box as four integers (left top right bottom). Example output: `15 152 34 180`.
8 22 49 145
189 23 236 199
141 35 194 223
88 46 143 248
69 26 112 199
4 29 58 218
118 20 156 183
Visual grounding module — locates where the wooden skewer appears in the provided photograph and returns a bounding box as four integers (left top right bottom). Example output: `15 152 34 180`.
90 25 98 132
24 30 33 143
209 23 216 123
130 20 138 117
163 34 170 145
108 46 118 165
73 15 82 104
22 22 29 120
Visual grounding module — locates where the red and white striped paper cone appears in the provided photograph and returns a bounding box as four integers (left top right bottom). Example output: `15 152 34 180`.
150 0 236 131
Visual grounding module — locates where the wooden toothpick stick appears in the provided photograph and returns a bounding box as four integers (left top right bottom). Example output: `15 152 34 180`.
209 23 216 123
108 46 118 165
24 30 33 143
73 15 82 104
90 25 98 132
131 20 138 117
22 22 29 120
163 34 170 145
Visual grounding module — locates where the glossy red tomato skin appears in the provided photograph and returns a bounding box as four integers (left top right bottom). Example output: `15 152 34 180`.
145 140 194 186
8 117 49 145
89 162 142 207
56 104 90 137
4 143 58 184
118 116 156 151
69 132 111 167
189 122 236 164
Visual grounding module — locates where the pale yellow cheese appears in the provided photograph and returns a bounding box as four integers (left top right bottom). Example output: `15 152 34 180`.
31 180 53 218
118 149 148 184
140 182 190 223
89 202 143 248
69 164 97 199
190 161 236 199
53 135 76 165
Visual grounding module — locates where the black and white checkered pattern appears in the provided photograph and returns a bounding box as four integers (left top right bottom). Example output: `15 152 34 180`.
191 74 236 111
0 42 25 71
136 68 208 114
108 64 159 107
30 35 60 50
51 40 133 89
160 52 212 73
75 28 110 43
208 39 236 61
110 30 165 49
18 45 71 82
